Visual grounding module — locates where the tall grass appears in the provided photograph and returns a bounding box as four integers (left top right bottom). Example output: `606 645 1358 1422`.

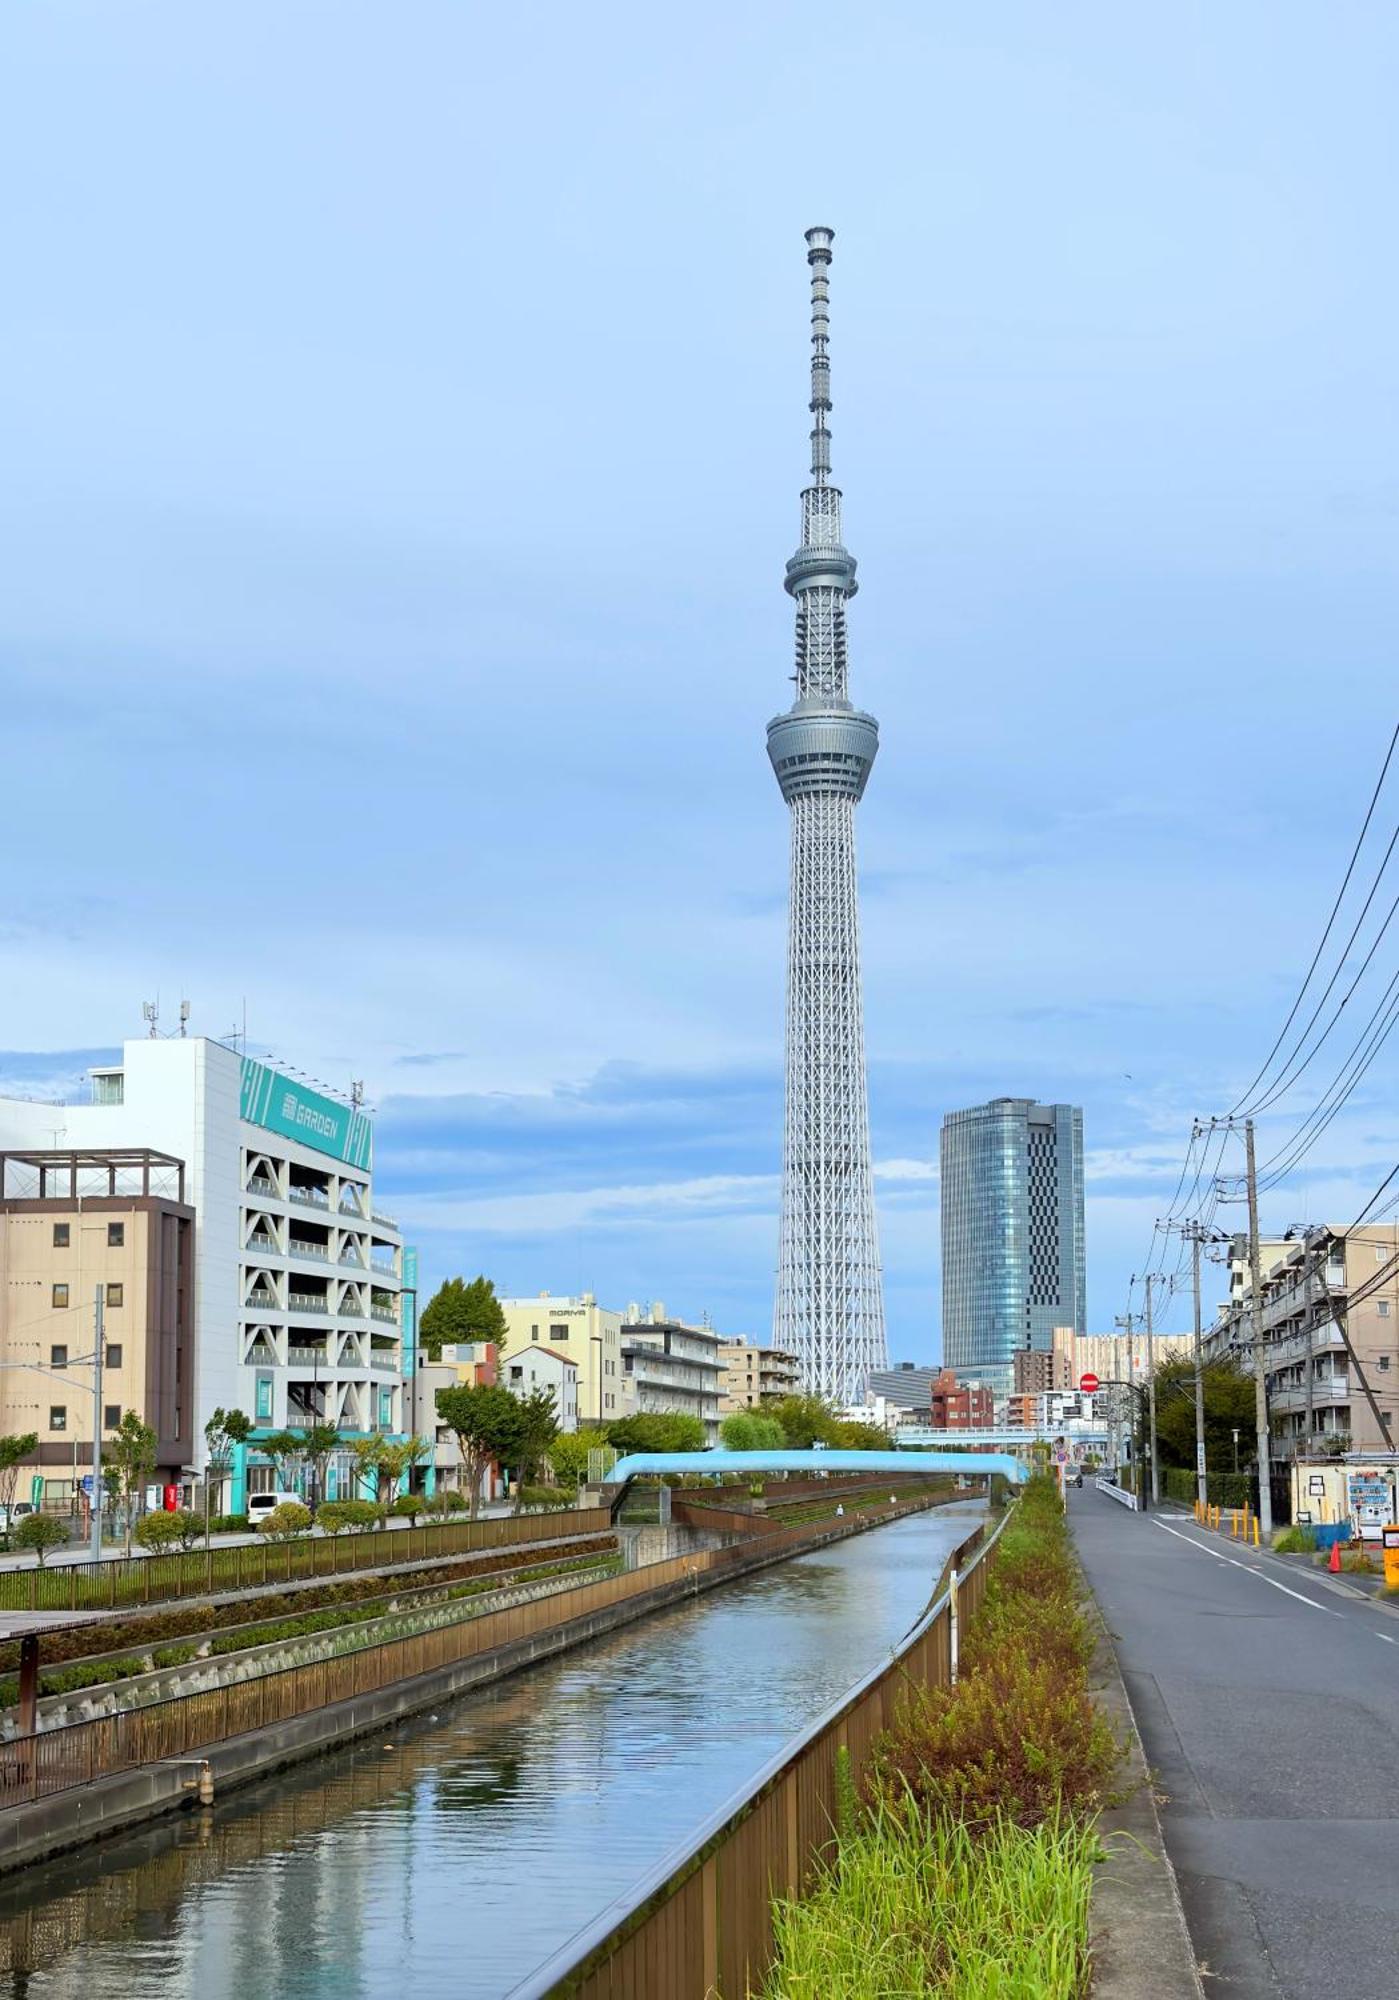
763 1806 1096 2000
761 1473 1116 1998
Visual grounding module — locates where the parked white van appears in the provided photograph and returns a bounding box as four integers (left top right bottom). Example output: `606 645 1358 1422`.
246 1490 303 1524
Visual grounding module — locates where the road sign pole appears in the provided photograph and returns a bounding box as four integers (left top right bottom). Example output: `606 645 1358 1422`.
90 1288 104 1563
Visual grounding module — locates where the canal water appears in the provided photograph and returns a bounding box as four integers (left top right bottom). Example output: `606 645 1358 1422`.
0 1501 981 1999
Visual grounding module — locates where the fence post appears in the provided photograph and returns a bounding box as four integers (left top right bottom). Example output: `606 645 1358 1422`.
949 1569 960 1685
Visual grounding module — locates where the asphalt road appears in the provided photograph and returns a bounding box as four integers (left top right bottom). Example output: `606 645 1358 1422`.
1071 1485 1399 2000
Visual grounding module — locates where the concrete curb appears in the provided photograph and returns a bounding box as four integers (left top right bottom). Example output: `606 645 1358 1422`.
1083 1572 1204 1999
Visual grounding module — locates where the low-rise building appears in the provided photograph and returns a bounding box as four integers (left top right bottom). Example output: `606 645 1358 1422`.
929 1369 993 1431
501 1344 579 1431
620 1309 723 1441
0 1147 195 1503
497 1291 623 1426
717 1339 798 1412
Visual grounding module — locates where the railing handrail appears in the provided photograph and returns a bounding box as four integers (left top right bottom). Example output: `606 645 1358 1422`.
504 1501 1008 2000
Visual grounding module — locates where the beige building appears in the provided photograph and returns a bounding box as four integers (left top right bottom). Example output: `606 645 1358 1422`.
498 1291 623 1427
620 1314 723 1440
1058 1328 1195 1388
717 1339 798 1413
0 1148 194 1499
1204 1224 1399 1456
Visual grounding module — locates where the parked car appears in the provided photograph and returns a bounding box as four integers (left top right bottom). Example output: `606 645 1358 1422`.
1068 1467 1083 1488
246 1490 304 1524
0 1502 36 1532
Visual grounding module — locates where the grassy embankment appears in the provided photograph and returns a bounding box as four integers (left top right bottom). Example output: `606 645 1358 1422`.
761 1474 1121 1999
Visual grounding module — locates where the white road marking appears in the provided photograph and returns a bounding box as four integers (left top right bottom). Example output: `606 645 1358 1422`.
1373 1631 1397 1644
1152 1519 1344 1615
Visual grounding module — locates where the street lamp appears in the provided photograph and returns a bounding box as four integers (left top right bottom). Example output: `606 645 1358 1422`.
1232 1428 1240 1475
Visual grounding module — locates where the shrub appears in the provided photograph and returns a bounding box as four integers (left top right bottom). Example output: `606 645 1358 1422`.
15 1515 69 1565
332 1499 379 1532
152 1644 197 1670
313 1502 357 1538
516 1485 572 1510
1272 1525 1317 1555
427 1488 468 1515
209 1513 250 1534
257 1502 312 1543
132 1507 202 1552
391 1493 424 1526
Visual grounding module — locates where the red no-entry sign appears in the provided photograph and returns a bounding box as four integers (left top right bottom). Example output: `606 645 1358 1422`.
1079 1372 1100 1395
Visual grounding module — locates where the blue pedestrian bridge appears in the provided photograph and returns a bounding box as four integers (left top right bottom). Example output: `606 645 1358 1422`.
607 1448 1030 1486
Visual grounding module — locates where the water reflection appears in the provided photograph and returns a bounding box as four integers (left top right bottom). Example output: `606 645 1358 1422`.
0 1503 982 1999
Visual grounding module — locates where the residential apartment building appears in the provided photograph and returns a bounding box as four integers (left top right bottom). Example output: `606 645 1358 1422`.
1013 1346 1073 1396
1062 1328 1195 1388
497 1292 623 1426
1203 1224 1399 1456
717 1339 798 1413
620 1309 723 1441
941 1098 1086 1398
0 1037 404 1504
0 1148 194 1499
929 1369 994 1431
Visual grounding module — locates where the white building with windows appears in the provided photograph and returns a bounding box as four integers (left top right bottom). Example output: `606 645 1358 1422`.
500 1344 579 1431
0 1037 404 1495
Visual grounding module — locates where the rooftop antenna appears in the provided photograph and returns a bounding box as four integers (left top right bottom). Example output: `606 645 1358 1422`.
350 1080 365 1109
142 999 159 1039
178 1000 190 1038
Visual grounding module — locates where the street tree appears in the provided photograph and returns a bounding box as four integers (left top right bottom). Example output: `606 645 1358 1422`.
108 1411 157 1554
0 1434 38 1532
420 1275 509 1363
15 1514 68 1567
606 1412 706 1455
298 1422 342 1512
765 1394 841 1450
434 1383 525 1518
511 1389 560 1511
202 1407 253 1544
261 1430 308 1496
547 1426 612 1487
1151 1357 1260 1478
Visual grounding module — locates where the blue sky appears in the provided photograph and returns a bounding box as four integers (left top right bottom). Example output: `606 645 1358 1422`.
2 3 1397 1355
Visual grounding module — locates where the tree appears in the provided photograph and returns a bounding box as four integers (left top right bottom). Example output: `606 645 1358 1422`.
547 1426 612 1487
720 1412 786 1452
298 1422 342 1513
1151 1358 1260 1476
606 1412 706 1455
435 1383 525 1518
203 1407 253 1545
0 1434 38 1533
135 1511 185 1554
15 1514 68 1566
258 1500 312 1542
420 1275 509 1363
766 1394 841 1450
831 1419 890 1452
511 1389 560 1512
108 1411 157 1555
261 1430 307 1495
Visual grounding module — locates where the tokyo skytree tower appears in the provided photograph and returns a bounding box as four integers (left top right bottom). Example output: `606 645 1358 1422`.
767 226 887 1405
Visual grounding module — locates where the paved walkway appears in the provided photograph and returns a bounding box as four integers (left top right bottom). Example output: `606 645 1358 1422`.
1070 1485 1399 2000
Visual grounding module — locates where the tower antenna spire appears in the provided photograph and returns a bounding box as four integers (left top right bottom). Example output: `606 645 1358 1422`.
767 228 886 1405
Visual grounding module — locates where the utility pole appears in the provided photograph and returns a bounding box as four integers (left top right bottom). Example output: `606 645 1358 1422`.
1145 1273 1161 1506
91 1287 105 1562
1245 1119 1273 1539
1190 1230 1207 1509
1114 1311 1142 1507
1302 1226 1316 1452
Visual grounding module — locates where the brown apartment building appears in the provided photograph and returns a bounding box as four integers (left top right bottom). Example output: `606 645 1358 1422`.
0 1150 194 1501
717 1339 799 1414
928 1369 994 1430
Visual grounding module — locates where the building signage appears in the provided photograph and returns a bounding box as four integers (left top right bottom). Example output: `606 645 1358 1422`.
239 1058 372 1170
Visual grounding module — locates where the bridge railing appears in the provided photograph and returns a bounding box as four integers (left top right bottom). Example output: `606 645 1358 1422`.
1095 1476 1139 1512
504 1506 1010 2000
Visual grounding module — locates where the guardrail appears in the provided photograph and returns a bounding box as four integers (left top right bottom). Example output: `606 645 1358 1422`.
505 1507 1007 2000
1095 1476 1139 1512
0 1509 612 1615
0 1496 942 1808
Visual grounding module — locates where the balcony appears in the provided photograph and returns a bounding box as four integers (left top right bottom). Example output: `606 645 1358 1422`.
338 1248 365 1268
288 1239 330 1262
371 1304 399 1324
246 1176 276 1197
370 1257 397 1278
288 1345 329 1366
244 1291 279 1313
369 1354 400 1374
289 1186 330 1210
245 1235 280 1259
371 1211 398 1231
1269 1380 1350 1415
288 1293 330 1316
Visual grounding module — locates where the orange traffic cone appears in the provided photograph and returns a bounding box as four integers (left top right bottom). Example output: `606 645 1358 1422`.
1328 1539 1342 1575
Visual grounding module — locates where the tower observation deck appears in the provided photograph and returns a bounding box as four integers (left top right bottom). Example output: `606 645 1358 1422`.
767 227 887 1405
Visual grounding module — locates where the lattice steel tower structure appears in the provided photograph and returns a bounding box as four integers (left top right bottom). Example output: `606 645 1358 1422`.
767 226 887 1404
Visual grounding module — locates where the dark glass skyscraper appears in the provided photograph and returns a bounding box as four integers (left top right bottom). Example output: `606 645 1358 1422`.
940 1098 1086 1396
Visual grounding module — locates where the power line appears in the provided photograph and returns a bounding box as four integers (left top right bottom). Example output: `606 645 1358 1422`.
1228 721 1399 1118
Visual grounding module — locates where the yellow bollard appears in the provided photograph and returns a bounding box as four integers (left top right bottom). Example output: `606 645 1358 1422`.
1253 1518 1260 1549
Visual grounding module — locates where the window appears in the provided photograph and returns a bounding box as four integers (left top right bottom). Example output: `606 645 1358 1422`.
49 1406 66 1432
51 1283 68 1309
107 1222 124 1248
105 1344 122 1370
52 1223 69 1248
549 1324 569 1342
1379 1301 1392 1319
104 1404 121 1430
50 1345 67 1370
105 1283 123 1308
255 1375 274 1421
